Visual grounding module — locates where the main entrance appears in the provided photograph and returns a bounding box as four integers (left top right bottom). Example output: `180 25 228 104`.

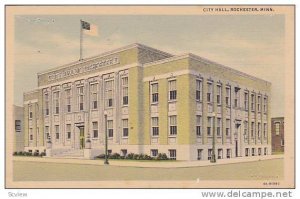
79 126 85 149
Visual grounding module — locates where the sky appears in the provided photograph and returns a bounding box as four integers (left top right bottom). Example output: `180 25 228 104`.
14 14 285 117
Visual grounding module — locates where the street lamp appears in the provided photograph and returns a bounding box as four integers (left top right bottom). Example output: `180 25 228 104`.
210 112 216 163
104 111 109 165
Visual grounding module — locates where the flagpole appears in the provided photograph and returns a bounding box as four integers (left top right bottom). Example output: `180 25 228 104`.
79 19 83 61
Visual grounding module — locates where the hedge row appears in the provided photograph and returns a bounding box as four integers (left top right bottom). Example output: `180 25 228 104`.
13 151 46 157
95 152 169 160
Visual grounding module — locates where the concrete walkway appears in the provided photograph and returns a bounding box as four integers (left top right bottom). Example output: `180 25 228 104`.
13 154 284 168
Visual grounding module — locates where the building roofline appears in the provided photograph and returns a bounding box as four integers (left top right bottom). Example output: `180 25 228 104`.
144 52 271 85
37 43 173 76
23 89 39 96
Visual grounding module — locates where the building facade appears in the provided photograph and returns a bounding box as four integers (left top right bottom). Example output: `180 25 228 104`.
13 105 24 152
271 117 284 153
23 43 271 160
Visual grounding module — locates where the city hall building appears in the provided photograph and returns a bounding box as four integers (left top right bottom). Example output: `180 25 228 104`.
23 43 271 160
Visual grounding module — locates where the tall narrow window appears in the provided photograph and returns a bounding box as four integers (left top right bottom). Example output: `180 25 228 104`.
196 79 202 101
29 105 33 119
105 80 113 107
29 128 33 141
263 97 268 113
258 122 261 138
15 120 21 132
251 93 255 111
77 86 84 111
107 120 113 138
55 125 59 140
151 117 159 136
169 149 177 160
251 122 255 138
151 83 159 103
244 121 248 141
257 95 261 112
44 93 49 116
217 84 222 105
226 119 230 137
90 83 98 109
197 149 203 160
244 92 249 111
53 91 60 114
207 117 212 136
45 126 49 140
92 122 98 138
121 77 129 105
66 124 71 139
263 123 267 139
122 119 128 137
226 86 231 107
234 87 240 108
207 82 213 103
208 149 212 160
169 80 177 101
196 115 202 136
65 89 71 113
217 118 222 136
169 115 177 135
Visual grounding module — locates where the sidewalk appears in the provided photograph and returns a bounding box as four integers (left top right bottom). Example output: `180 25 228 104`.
12 154 284 168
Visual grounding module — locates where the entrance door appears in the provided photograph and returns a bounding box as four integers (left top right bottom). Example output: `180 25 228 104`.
235 123 241 157
79 127 85 149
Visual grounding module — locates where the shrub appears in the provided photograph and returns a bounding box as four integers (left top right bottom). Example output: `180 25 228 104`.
40 152 46 157
13 152 18 156
133 154 139 160
33 151 40 156
156 153 168 160
95 154 105 159
17 151 23 156
143 154 153 160
110 153 121 159
126 153 134 159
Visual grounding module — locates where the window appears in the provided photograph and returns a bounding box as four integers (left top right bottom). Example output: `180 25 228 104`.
151 117 159 136
151 83 159 103
226 86 231 107
105 80 114 107
64 89 71 113
244 121 248 142
121 77 129 105
263 123 267 139
77 86 84 111
208 149 212 160
252 148 256 156
251 122 255 138
55 125 59 140
196 115 202 136
281 139 284 146
275 122 280 135
234 87 240 108
66 124 71 139
15 120 21 132
244 92 249 110
107 150 112 155
169 116 177 135
92 122 98 138
258 148 262 156
207 117 212 136
263 97 268 113
226 149 231 158
44 93 49 116
258 122 261 139
197 149 203 160
251 93 255 111
122 119 128 137
90 84 98 109
169 149 177 160
169 80 177 101
196 79 202 101
121 149 127 157
107 120 113 138
29 105 33 119
257 95 261 112
218 149 223 159
207 82 213 103
226 119 230 137
217 118 222 136
264 148 268 155
53 91 60 114
29 128 33 141
245 148 249 157
217 84 222 105
45 126 49 140
151 149 158 157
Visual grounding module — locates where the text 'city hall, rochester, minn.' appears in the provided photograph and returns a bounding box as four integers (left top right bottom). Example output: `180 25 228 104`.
23 43 271 161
